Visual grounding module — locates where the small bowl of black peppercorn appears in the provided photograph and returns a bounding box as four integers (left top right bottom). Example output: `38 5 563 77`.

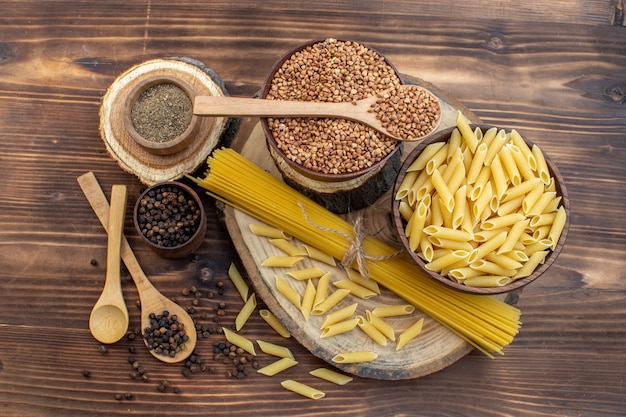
134 181 206 258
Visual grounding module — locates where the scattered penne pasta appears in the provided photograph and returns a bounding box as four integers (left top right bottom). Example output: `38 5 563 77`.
257 357 298 376
262 256 304 268
287 267 326 280
257 340 295 359
249 223 292 239
228 262 250 302
280 380 325 400
300 279 316 320
269 238 308 257
276 275 301 308
259 309 291 338
332 280 377 299
222 327 256 356
356 316 387 346
311 288 350 316
309 368 353 385
320 317 359 338
235 293 257 331
320 302 358 329
332 351 378 364
303 245 336 266
371 304 415 318
396 318 425 350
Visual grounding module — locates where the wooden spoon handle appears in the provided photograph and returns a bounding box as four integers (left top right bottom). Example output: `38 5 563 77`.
194 95 362 118
105 185 127 288
77 172 155 297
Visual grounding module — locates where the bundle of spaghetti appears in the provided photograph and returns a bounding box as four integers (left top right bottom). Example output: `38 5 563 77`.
190 148 521 357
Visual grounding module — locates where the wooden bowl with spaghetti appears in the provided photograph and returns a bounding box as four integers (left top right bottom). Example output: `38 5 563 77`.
391 122 570 295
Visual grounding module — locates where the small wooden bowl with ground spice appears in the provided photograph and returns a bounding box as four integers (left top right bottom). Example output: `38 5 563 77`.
134 181 206 259
125 74 199 155
391 125 570 295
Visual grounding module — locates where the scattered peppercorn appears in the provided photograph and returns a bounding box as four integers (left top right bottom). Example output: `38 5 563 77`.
82 369 90 378
98 345 108 355
90 258 98 266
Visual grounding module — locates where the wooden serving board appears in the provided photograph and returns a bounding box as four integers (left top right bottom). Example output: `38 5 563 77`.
221 75 509 379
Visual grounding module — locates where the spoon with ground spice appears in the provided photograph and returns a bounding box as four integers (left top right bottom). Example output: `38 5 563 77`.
78 172 197 363
194 85 442 142
88 184 129 344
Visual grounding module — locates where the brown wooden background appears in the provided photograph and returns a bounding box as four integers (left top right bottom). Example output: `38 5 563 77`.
1 1 625 416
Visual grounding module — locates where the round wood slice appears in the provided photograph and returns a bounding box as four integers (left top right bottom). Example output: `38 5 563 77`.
99 57 231 186
221 74 516 380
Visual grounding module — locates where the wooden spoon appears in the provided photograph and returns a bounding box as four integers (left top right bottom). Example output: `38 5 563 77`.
78 172 197 363
193 85 441 142
88 184 129 344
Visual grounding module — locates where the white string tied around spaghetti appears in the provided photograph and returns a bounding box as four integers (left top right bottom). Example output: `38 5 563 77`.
297 202 401 279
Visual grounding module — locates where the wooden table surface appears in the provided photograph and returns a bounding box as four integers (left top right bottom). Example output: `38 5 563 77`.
1 1 625 416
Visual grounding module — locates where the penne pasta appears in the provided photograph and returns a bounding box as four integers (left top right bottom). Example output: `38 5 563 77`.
280 380 325 400
300 279 316 320
484 129 508 166
235 293 257 331
464 275 512 287
313 272 331 308
531 144 551 185
222 327 256 355
309 368 353 386
466 142 488 184
408 199 429 251
333 280 377 299
320 302 358 329
510 129 537 170
332 351 378 364
456 111 478 153
262 256 304 268
425 250 470 272
446 128 463 163
548 206 567 250
356 316 387 346
489 154 508 199
228 262 250 302
423 225 472 242
346 268 380 294
425 142 451 175
287 267 326 280
320 317 359 338
470 260 516 277
514 250 549 279
276 275 301 308
311 288 350 315
371 304 416 318
366 311 396 341
407 141 446 172
260 309 291 338
498 144 522 186
497 219 530 254
257 357 298 376
468 231 507 263
396 318 425 350
452 185 467 229
506 143 536 182
249 223 291 239
257 340 295 359
481 213 525 231
431 168 455 211
395 169 419 200
304 245 336 266
269 238 308 257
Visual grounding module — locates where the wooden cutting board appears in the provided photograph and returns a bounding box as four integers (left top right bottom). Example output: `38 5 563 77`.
219 75 515 379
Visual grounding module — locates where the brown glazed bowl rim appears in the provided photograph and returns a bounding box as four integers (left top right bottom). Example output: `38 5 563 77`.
391 124 570 295
133 181 206 258
260 38 404 183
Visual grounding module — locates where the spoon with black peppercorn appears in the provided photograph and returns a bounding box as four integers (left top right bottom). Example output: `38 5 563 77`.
78 172 197 363
193 85 442 142
88 184 129 344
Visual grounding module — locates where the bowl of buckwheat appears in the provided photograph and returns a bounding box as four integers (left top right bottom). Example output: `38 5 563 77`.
134 181 206 259
261 38 407 182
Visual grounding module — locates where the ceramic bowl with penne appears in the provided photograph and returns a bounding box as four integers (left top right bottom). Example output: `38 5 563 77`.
391 117 570 295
